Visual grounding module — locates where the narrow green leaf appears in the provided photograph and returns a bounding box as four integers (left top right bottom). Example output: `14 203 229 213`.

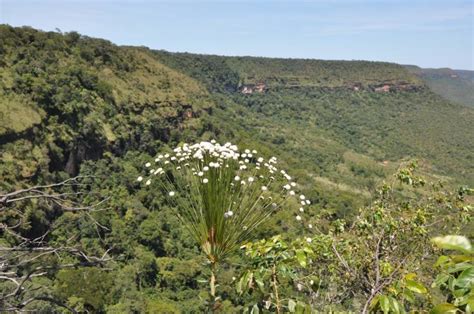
389 296 404 314
255 279 265 293
237 276 244 294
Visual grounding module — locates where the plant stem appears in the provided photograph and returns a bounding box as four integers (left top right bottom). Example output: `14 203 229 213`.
271 264 281 314
209 261 218 313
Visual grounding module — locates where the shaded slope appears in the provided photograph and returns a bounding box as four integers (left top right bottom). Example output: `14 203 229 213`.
406 65 474 107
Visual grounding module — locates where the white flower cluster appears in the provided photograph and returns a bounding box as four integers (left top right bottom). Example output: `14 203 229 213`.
137 140 313 229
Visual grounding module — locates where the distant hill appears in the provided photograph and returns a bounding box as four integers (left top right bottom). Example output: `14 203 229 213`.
405 65 474 107
154 51 474 187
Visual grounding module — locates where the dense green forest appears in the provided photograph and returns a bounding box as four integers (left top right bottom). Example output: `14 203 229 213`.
0 25 472 313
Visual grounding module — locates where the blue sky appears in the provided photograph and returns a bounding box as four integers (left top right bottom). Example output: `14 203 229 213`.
1 0 473 69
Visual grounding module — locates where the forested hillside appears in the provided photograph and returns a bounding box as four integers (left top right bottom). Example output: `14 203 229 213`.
406 65 474 107
0 25 472 312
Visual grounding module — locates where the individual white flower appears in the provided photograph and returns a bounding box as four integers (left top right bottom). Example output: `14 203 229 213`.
289 191 295 196
203 178 209 184
155 158 160 162
169 191 175 196
244 149 250 154
297 283 303 291
234 176 241 181
164 154 170 158
198 171 204 177
137 176 143 182
164 161 170 164
290 182 296 187
305 200 311 205
257 157 264 163
296 215 302 221
299 207 304 212
203 166 209 171
261 186 268 191
300 195 306 200
145 162 151 167
308 224 313 229
145 179 151 185
283 184 291 190
252 150 257 154
301 201 306 205
176 166 181 170
248 177 254 183
224 210 233 218
244 159 249 163
306 237 312 243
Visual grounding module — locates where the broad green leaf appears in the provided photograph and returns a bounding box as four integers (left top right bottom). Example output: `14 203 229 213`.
403 290 415 303
404 273 417 280
430 303 459 314
447 262 473 274
466 296 474 313
379 295 390 314
295 301 307 314
295 249 307 268
406 279 428 294
435 255 451 267
432 236 472 253
288 299 296 312
434 274 451 288
456 267 474 288
452 288 469 298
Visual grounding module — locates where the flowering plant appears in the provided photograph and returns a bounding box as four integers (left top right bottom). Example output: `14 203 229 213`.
137 140 312 305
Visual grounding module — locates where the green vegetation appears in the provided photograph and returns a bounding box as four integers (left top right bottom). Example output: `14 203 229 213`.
406 65 474 107
0 25 472 312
